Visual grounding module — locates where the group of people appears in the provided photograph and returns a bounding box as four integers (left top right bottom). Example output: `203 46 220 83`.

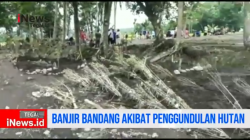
165 26 230 39
135 31 155 39
65 29 102 47
65 28 129 47
166 28 190 38
108 28 128 45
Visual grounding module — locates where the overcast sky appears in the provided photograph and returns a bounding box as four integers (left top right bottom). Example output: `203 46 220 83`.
66 3 148 30
109 4 148 29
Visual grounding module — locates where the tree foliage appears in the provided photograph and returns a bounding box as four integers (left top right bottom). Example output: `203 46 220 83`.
190 2 243 31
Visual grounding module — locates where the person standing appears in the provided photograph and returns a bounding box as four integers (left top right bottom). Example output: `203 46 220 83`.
125 32 128 41
185 28 189 38
116 29 121 44
108 29 113 45
80 30 88 43
146 31 150 39
143 30 146 39
95 30 101 47
112 29 116 45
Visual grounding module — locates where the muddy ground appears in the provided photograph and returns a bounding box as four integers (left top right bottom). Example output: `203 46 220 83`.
0 34 249 138
0 40 193 138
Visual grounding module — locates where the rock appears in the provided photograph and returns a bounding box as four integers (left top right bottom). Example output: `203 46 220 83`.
20 74 23 76
205 64 212 69
174 103 180 108
142 133 148 136
77 65 81 69
84 128 91 131
110 129 117 133
43 130 50 136
48 73 52 75
26 76 34 81
53 66 58 70
80 64 85 68
15 131 22 135
180 69 187 73
47 68 52 71
32 91 42 98
19 69 23 72
35 69 41 73
30 71 37 75
173 70 181 75
152 132 158 138
4 80 9 85
44 90 52 97
71 128 78 131
42 69 47 74
193 66 203 71
121 131 130 138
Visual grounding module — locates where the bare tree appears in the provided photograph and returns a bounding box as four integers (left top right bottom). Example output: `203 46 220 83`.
72 2 80 48
177 2 184 40
53 2 59 39
62 2 67 41
176 2 184 70
102 2 112 56
113 2 117 30
243 2 250 50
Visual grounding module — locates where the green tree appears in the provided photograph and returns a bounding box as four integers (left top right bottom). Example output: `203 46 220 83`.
190 2 243 31
127 2 172 42
244 2 250 49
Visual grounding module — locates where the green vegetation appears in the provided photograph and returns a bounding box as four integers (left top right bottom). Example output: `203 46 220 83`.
132 2 243 34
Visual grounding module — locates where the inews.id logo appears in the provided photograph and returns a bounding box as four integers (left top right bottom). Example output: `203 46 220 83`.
17 14 50 27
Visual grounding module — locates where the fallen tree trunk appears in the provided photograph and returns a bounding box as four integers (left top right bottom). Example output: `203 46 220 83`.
125 38 245 63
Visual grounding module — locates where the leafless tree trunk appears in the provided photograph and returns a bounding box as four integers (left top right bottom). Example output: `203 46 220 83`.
102 2 112 56
73 2 80 49
62 2 67 40
53 2 59 39
113 2 117 30
177 2 184 40
176 2 184 70
67 3 71 37
101 3 105 37
244 2 250 50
